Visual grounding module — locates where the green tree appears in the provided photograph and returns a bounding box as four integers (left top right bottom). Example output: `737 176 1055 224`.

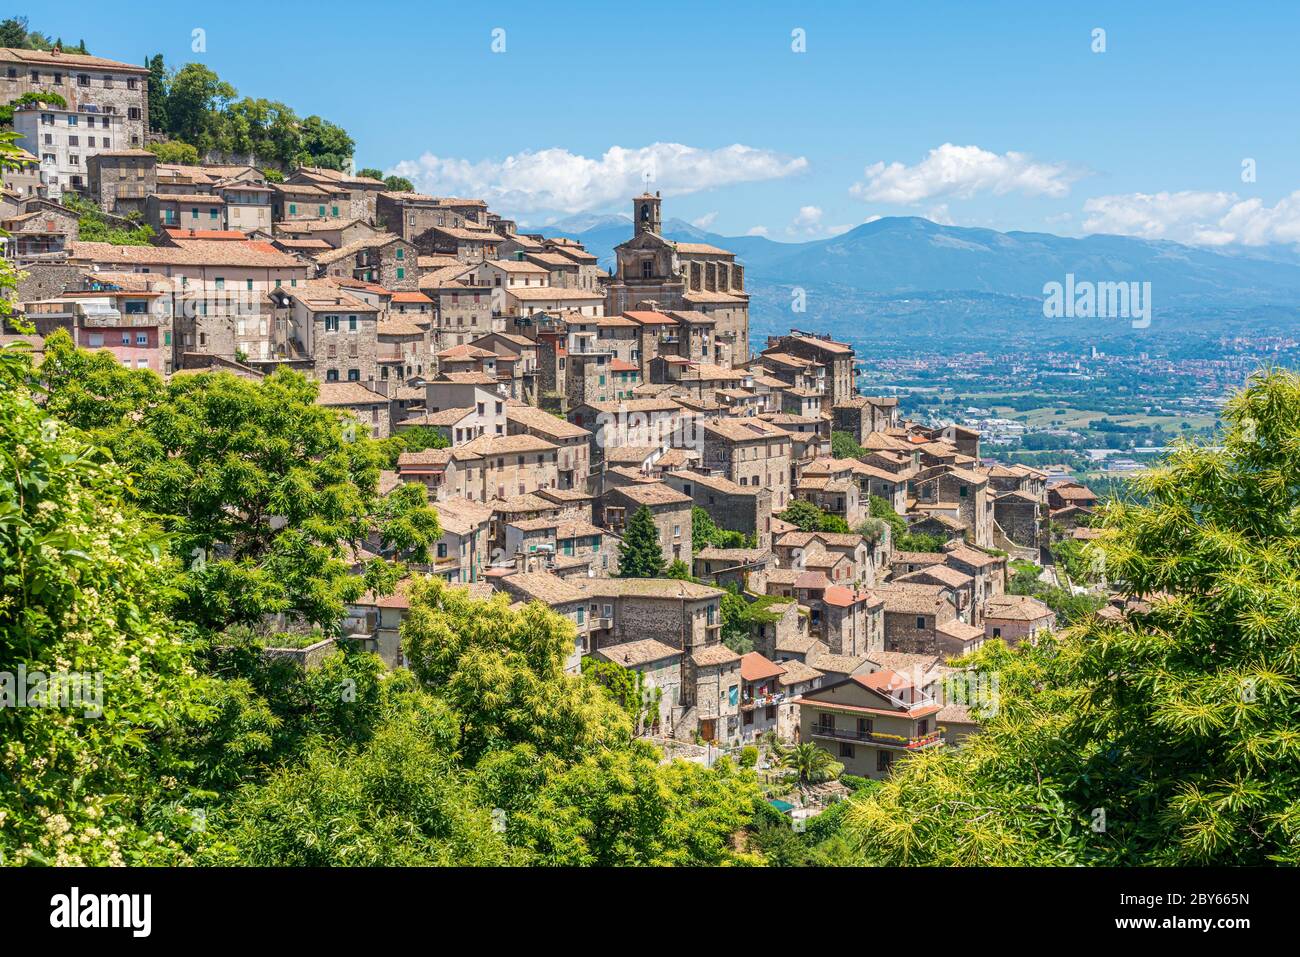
778 499 850 534
383 175 415 192
146 140 200 165
617 505 666 578
868 494 907 539
165 63 236 152
200 673 514 866
0 371 214 865
692 505 751 553
402 578 632 764
780 742 844 786
145 54 168 132
40 362 428 631
844 369 1300 865
831 431 865 460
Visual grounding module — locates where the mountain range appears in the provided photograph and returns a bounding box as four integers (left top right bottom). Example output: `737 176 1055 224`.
527 214 1300 345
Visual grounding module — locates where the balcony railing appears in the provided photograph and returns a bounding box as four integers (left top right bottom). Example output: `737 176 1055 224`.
810 725 943 750
741 691 786 710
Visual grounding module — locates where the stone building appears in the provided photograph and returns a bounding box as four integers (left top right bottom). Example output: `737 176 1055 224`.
287 166 387 222
280 286 382 385
315 380 392 439
832 395 899 443
1 47 150 150
600 481 693 567
605 193 749 364
506 403 592 492
700 417 793 511
662 469 773 545
86 149 156 215
271 182 348 222
983 594 1056 646
797 671 943 779
764 333 856 408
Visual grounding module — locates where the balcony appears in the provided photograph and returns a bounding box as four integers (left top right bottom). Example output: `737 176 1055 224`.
810 725 942 751
741 691 786 711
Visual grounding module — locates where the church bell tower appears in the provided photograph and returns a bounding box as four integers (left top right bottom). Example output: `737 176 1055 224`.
634 191 662 237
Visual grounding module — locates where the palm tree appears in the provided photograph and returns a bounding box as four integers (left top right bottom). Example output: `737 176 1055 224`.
780 742 844 786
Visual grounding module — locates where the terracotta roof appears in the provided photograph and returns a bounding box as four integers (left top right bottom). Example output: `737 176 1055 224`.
70 240 304 269
0 47 148 72
610 482 691 507
984 594 1055 622
580 578 722 601
692 645 742 667
776 659 824 687
598 639 682 667
506 285 604 301
740 652 786 682
497 571 585 605
506 405 590 439
315 382 388 406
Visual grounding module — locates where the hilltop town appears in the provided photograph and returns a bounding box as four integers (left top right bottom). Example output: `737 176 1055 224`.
1 43 1112 788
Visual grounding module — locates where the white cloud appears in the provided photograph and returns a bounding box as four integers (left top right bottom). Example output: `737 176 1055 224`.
1081 190 1300 245
787 205 852 237
790 204 821 234
389 142 808 218
745 225 770 237
850 143 1079 204
925 203 955 226
691 211 719 229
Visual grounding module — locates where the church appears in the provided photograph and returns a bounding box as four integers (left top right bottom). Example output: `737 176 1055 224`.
605 192 751 365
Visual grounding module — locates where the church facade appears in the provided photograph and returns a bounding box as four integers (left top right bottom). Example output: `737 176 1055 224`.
605 192 750 365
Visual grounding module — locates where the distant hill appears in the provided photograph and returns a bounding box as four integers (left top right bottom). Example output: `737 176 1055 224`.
527 214 1300 345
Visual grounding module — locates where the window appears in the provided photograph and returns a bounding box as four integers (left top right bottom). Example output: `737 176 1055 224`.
324 316 339 332
877 751 892 773
318 205 326 217
289 204 297 215
396 267 404 280
395 248 404 260
78 74 90 86
136 333 148 346
128 107 140 120
839 742 854 758
348 315 358 332
67 114 78 126
326 369 339 382
992 627 1002 639
331 205 339 217
916 616 926 630
436 543 447 558
347 369 360 381
214 278 225 291
127 77 138 90
576 607 584 624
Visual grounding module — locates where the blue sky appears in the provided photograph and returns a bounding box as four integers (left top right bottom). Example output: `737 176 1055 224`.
36 1 1300 244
